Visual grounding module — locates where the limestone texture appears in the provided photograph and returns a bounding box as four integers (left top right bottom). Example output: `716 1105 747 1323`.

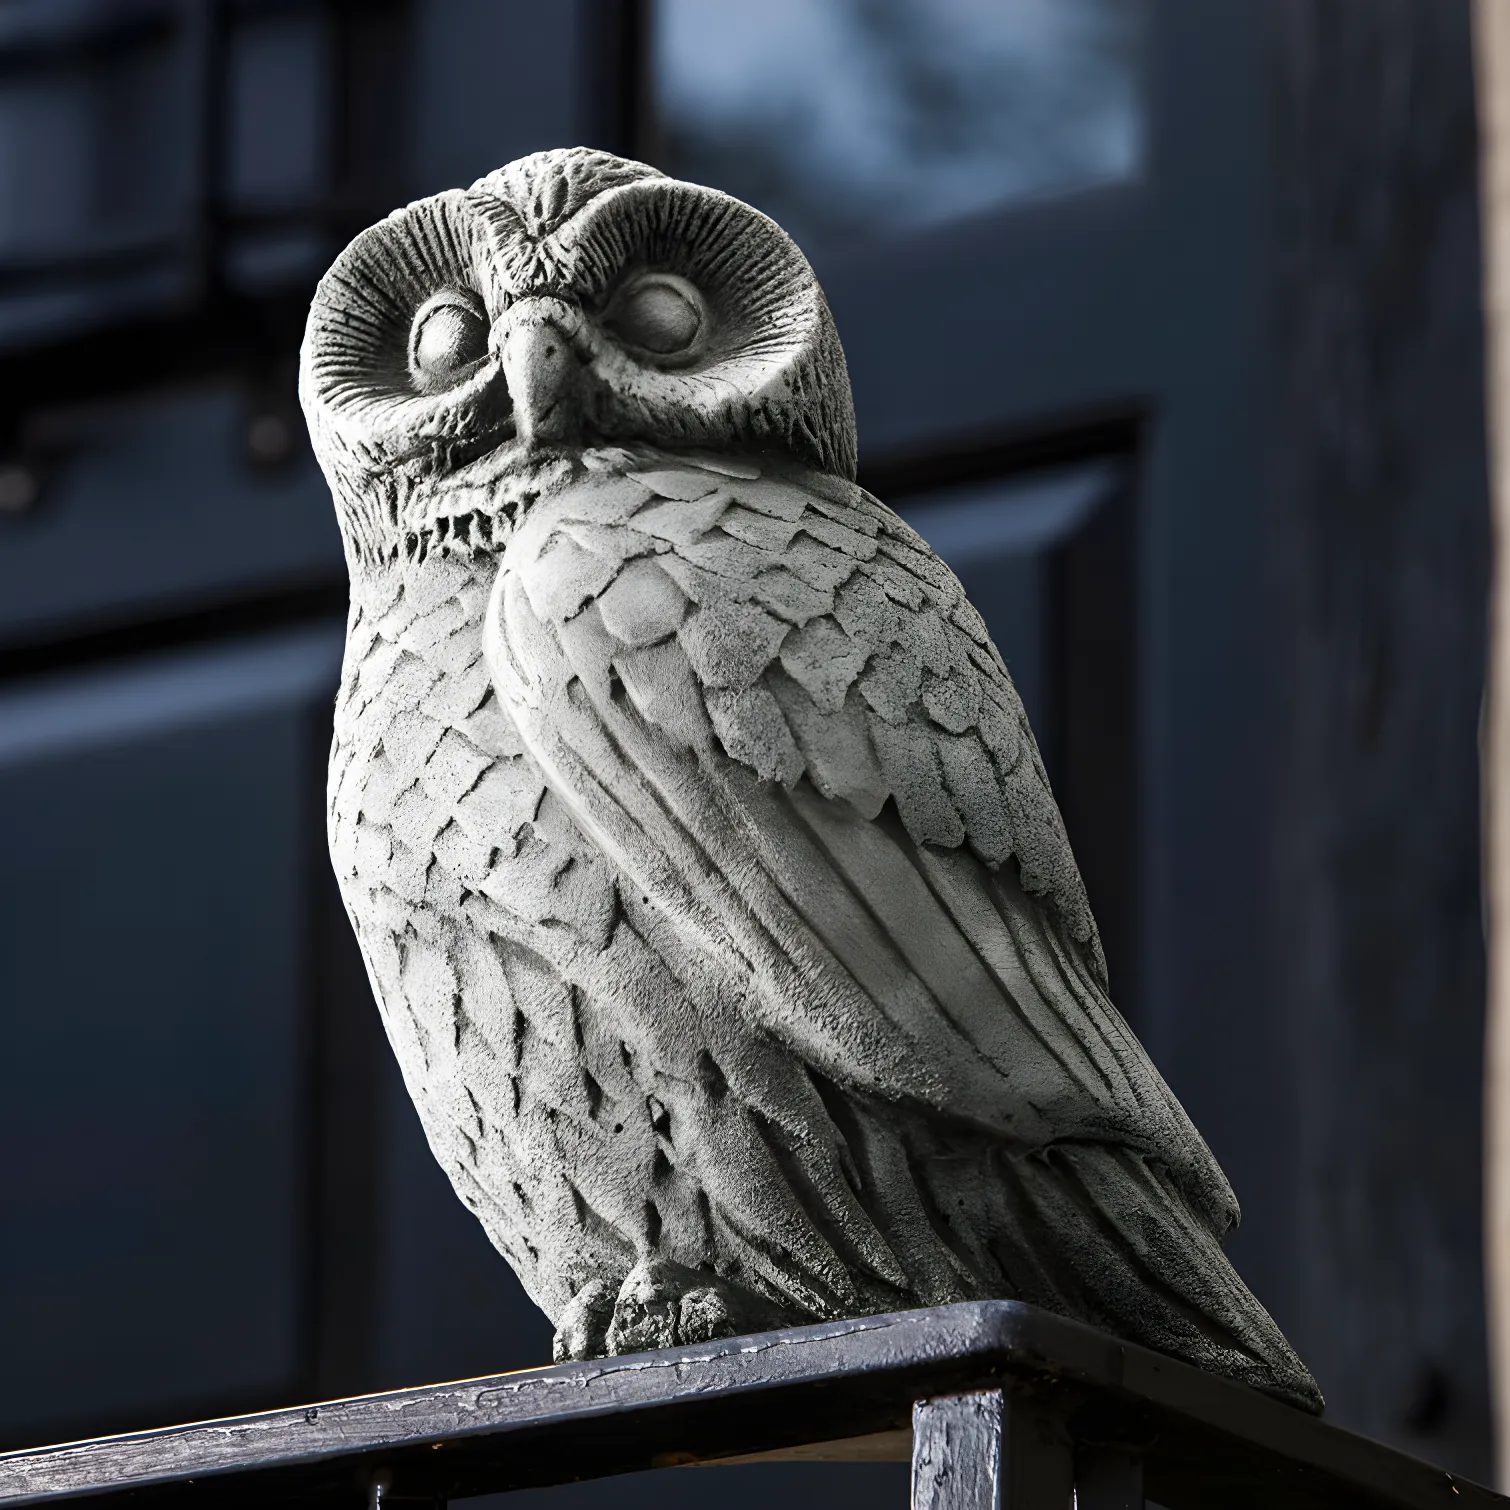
300 147 1321 1410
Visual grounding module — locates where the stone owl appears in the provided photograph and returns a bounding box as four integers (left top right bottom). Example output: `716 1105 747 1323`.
300 147 1320 1411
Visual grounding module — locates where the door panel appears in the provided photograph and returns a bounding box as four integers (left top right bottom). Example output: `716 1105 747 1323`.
0 386 341 649
0 625 341 1445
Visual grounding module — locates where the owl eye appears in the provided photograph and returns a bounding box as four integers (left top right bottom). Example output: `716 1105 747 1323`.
605 274 706 357
409 291 489 391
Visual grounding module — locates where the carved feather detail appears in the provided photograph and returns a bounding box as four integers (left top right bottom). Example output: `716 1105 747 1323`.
307 147 1320 1412
473 453 1317 1405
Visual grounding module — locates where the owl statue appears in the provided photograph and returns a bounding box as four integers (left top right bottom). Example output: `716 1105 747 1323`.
300 147 1320 1411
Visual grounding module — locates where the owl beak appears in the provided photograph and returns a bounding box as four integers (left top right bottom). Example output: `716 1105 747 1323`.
498 297 582 449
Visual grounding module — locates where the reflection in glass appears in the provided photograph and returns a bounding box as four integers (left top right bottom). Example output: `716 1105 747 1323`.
653 0 1144 255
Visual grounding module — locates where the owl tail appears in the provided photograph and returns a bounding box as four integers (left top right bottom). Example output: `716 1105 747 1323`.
833 1092 1321 1412
1012 1143 1320 1410
904 1133 1324 1412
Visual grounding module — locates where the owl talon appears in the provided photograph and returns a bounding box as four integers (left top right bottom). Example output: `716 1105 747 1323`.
603 1258 786 1354
552 1278 617 1362
603 1258 687 1354
676 1285 739 1345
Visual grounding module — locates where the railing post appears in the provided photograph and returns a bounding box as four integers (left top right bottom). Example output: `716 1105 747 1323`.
912 1390 1072 1510
1073 1444 1145 1510
368 1470 444 1510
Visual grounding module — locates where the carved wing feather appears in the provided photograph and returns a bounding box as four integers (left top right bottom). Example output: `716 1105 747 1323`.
487 458 1236 1232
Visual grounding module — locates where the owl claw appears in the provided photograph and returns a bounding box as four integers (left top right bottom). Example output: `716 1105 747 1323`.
676 1284 741 1345
551 1278 617 1362
603 1258 786 1355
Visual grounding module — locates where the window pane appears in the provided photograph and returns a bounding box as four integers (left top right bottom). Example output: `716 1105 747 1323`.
0 15 192 263
652 0 1145 254
0 6 199 349
225 8 331 211
896 460 1121 749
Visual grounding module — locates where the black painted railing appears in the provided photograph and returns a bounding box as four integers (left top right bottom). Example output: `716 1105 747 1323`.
0 1301 1500 1510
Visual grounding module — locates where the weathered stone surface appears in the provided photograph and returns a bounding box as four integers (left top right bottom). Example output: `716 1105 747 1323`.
300 147 1319 1408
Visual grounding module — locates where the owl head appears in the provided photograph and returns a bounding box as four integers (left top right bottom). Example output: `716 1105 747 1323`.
299 147 856 567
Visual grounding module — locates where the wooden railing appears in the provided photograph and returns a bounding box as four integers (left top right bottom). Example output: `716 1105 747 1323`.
0 1301 1499 1510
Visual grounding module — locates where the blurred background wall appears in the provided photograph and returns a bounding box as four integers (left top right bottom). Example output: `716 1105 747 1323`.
0 0 1494 1497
